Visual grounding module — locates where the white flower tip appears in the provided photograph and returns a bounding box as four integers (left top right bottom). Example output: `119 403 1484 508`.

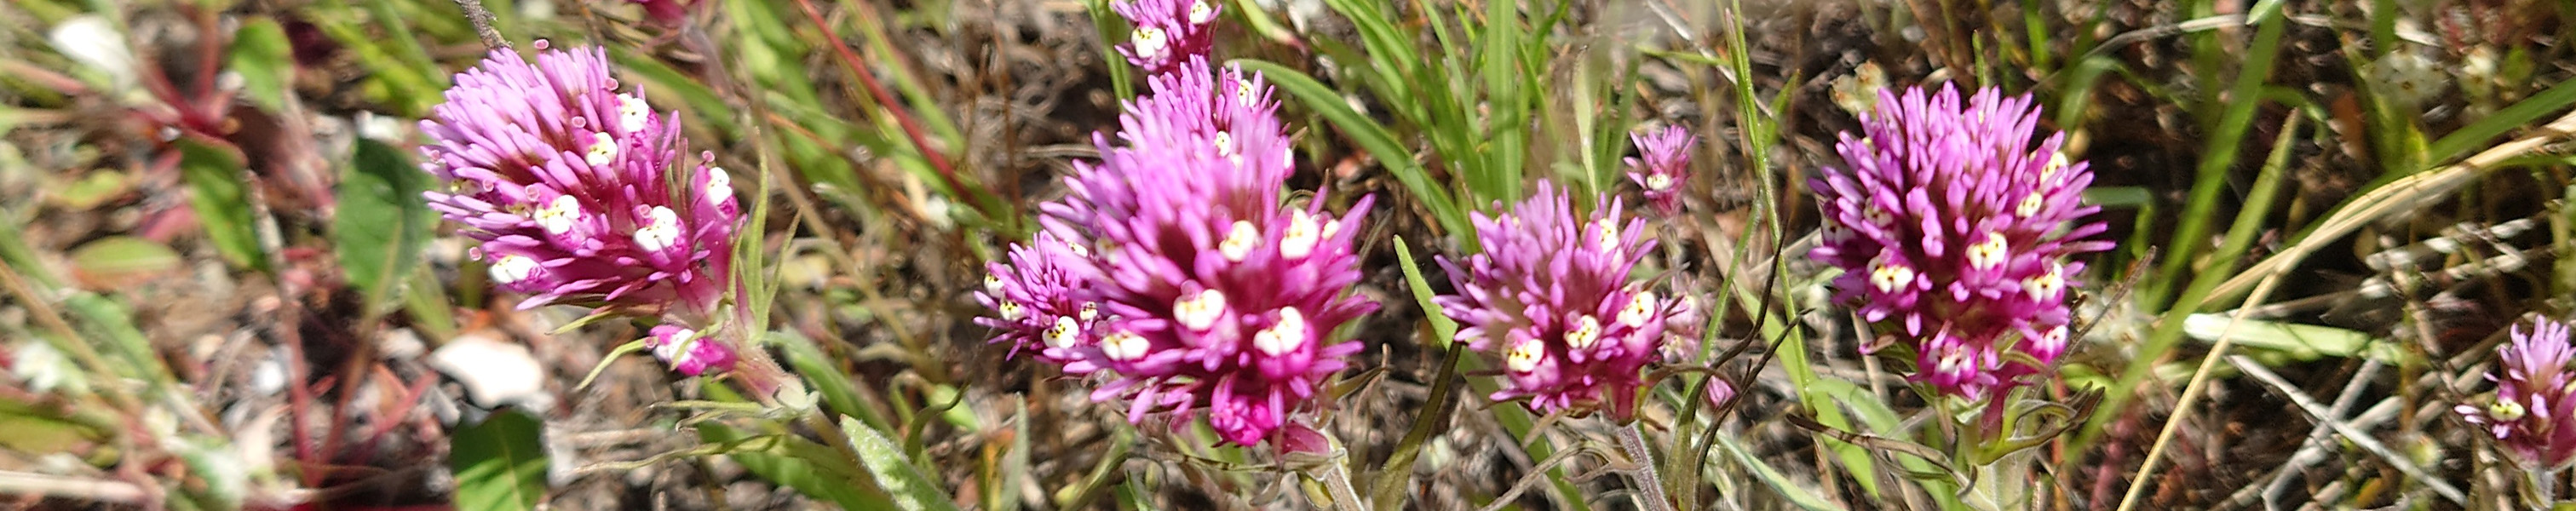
488 254 540 284
633 206 682 252
1188 0 1217 25
1280 210 1321 260
1044 316 1082 349
1565 315 1603 350
705 167 734 202
1966 233 2008 271
1131 26 1169 60
536 195 583 235
1101 331 1149 361
1219 221 1259 262
1618 292 1657 328
1253 307 1308 356
1868 261 1915 294
1504 337 1544 373
997 301 1026 321
1646 172 1675 192
618 94 652 134
584 132 619 167
1173 289 1228 331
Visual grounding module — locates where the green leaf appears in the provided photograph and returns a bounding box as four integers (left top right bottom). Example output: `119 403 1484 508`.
2181 314 2405 362
227 17 293 112
449 409 549 511
699 422 894 511
335 139 434 315
68 236 181 286
1712 433 1841 511
177 138 265 272
1391 237 1459 347
2428 76 2576 165
1233 59 1471 246
841 415 963 511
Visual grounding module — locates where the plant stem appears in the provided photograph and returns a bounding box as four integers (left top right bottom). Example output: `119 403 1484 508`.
1317 461 1364 511
1616 422 1676 511
2533 467 2558 508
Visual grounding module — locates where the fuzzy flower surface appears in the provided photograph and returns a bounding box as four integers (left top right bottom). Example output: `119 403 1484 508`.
1625 125 1695 216
1808 85 2108 400
1435 181 1695 421
418 43 741 320
1023 60 1377 447
1113 0 1221 75
2458 318 2576 469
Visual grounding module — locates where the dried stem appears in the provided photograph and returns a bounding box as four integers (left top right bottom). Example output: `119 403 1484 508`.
451 0 510 50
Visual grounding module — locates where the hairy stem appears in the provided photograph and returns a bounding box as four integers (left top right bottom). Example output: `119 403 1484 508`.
1317 461 1364 511
448 0 509 50
1616 422 1675 511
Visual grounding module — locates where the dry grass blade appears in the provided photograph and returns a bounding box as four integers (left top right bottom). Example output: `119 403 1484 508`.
2222 355 2465 503
2209 109 2576 303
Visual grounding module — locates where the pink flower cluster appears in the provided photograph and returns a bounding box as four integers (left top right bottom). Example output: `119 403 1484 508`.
978 59 1376 447
1435 181 1699 421
1113 0 1221 75
2459 318 2576 469
420 43 741 376
1808 85 2109 400
1625 125 1695 216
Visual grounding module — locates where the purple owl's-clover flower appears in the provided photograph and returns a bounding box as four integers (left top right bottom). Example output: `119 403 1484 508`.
1435 181 1701 422
975 232 1103 368
1113 0 1220 75
420 42 744 376
2459 318 2576 469
985 58 1377 448
1808 85 2110 401
1625 125 1696 216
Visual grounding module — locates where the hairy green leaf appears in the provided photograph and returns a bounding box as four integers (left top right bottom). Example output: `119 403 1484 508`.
336 139 434 316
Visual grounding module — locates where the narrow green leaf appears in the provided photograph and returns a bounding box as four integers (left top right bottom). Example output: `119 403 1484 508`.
841 416 964 511
227 18 293 112
2428 77 2576 164
1475 0 1524 203
1712 433 1842 511
177 138 265 272
776 330 888 432
1233 60 1471 245
1391 238 1459 347
1083 0 1136 100
449 409 549 511
336 139 434 315
68 236 181 286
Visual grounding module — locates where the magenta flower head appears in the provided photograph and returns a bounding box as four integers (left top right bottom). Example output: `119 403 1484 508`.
1435 181 1695 422
1625 125 1696 216
2458 318 2576 469
418 42 742 322
647 324 737 376
977 232 1105 368
1808 84 2109 400
1028 60 1377 447
1113 0 1220 75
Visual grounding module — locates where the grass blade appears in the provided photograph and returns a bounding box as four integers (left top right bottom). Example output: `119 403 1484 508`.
1234 60 1471 245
